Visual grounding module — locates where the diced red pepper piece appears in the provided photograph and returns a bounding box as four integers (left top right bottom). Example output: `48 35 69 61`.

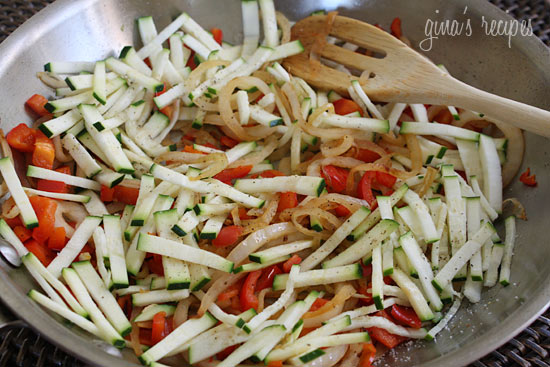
390 17 402 38
277 192 298 213
212 225 243 248
113 185 139 205
321 165 349 193
29 196 57 244
213 165 252 185
6 123 36 152
334 204 351 217
359 343 377 367
257 265 282 291
519 167 537 187
376 171 397 188
25 239 54 266
220 135 239 148
100 185 115 202
32 130 55 169
390 304 422 329
211 28 223 45
36 166 71 194
259 169 285 178
356 148 381 163
368 310 408 348
13 226 31 243
309 298 329 312
26 94 51 117
333 98 363 116
147 253 164 276
151 311 167 345
48 227 67 251
358 171 376 205
282 254 302 273
240 270 261 312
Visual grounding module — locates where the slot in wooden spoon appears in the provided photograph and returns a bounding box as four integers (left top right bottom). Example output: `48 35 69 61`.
283 14 550 137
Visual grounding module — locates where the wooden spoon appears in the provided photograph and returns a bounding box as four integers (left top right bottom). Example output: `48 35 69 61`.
283 14 550 137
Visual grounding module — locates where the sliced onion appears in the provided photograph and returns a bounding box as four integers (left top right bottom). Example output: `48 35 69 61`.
378 140 409 155
57 201 88 225
194 153 228 180
339 343 364 367
129 306 144 357
106 201 126 214
186 60 229 92
320 135 354 157
53 135 73 163
156 151 206 164
36 72 68 89
303 345 348 367
417 166 438 198
227 222 297 265
276 11 292 44
229 135 278 168
307 156 364 177
495 122 524 187
2 197 19 219
503 198 527 220
404 134 422 176
0 130 13 161
242 194 280 235
219 76 274 141
198 272 246 316
291 207 342 239
303 284 355 328
257 288 270 312
174 298 191 328
380 131 407 147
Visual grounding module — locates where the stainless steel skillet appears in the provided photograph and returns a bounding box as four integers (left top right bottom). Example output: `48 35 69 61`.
0 0 548 366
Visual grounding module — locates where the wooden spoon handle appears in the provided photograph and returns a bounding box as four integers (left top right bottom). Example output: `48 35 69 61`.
441 77 550 137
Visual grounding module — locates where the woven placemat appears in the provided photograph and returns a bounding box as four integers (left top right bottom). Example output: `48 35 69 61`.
0 0 550 366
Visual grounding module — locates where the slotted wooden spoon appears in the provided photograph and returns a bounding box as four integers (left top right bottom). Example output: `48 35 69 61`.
283 14 550 137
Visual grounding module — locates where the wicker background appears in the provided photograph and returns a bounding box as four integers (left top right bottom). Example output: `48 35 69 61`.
0 0 549 366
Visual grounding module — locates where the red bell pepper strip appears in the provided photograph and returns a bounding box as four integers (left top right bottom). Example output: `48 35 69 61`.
151 311 167 345
29 196 57 244
25 239 54 266
519 167 537 187
48 227 67 251
375 171 397 188
333 98 363 116
390 17 402 38
257 265 283 291
114 185 140 205
100 185 116 202
238 207 253 220
6 123 36 152
355 148 381 163
32 130 55 170
147 254 165 276
240 270 262 312
212 225 243 248
368 310 408 348
358 171 376 205
390 304 422 329
334 204 351 217
357 283 374 306
321 165 349 193
282 254 302 273
26 94 51 117
220 135 239 148
3 215 23 228
308 298 329 312
259 169 285 178
211 28 223 45
217 345 238 361
359 343 377 367
218 282 241 303
267 361 284 367
13 226 31 243
36 166 71 194
213 165 252 185
277 192 298 213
